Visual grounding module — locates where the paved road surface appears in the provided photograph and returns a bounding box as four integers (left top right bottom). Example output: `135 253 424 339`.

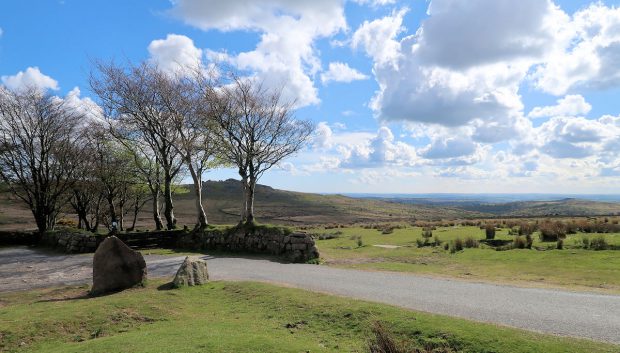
1 247 619 345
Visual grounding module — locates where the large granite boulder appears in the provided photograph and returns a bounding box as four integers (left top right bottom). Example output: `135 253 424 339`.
91 236 147 296
173 256 209 288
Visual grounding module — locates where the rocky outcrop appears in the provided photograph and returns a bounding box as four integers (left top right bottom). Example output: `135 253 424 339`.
173 256 209 288
177 225 320 263
91 236 147 296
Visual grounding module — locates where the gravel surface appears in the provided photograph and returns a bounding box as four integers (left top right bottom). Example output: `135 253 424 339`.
1 246 619 345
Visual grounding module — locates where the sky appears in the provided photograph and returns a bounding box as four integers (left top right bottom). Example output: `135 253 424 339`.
2 0 620 194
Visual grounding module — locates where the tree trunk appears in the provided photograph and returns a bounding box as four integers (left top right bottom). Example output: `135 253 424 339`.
33 207 48 234
188 163 208 228
131 202 140 231
239 175 248 224
92 195 103 233
163 174 176 230
118 202 125 231
107 194 117 230
245 178 256 224
151 189 164 230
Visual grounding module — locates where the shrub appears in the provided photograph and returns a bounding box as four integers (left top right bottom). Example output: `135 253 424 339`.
513 236 526 249
485 224 496 240
382 227 394 235
416 238 425 248
57 218 78 228
357 237 364 248
317 232 342 240
367 322 403 353
518 222 536 236
590 235 608 250
443 242 449 251
556 239 563 250
538 220 567 241
433 236 442 247
449 238 464 253
463 236 479 248
366 321 457 353
421 228 433 238
525 233 533 249
581 236 590 249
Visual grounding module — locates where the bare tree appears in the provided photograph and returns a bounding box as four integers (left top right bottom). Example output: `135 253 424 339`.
118 138 165 230
70 178 104 232
0 87 86 233
155 68 220 229
90 61 183 230
212 78 314 224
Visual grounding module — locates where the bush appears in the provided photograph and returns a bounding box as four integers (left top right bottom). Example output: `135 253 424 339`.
449 238 464 253
525 233 533 249
366 321 457 353
416 238 425 248
367 322 403 353
581 236 590 249
421 228 433 238
433 236 442 247
518 222 536 236
317 232 342 240
513 236 526 249
443 242 449 251
538 220 567 241
556 239 563 250
57 218 78 228
357 237 364 248
463 236 479 248
454 238 464 251
485 224 496 240
381 227 394 235
590 235 608 250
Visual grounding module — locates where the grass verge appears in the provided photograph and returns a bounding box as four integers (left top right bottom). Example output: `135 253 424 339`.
0 281 617 353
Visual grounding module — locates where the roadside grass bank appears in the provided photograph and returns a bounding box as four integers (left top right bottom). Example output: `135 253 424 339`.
0 281 616 353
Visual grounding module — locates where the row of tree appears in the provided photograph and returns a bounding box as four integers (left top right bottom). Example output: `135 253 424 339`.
0 61 314 233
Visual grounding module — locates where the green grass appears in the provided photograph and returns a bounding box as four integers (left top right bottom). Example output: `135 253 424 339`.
311 226 620 293
0 281 616 353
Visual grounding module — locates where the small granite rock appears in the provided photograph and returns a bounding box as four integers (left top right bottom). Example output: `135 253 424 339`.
91 236 146 296
173 256 209 288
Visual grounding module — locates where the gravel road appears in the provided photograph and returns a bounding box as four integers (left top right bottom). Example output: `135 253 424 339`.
1 246 619 345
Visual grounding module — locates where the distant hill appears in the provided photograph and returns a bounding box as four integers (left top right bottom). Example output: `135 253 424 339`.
365 196 620 218
178 179 485 225
2 180 620 231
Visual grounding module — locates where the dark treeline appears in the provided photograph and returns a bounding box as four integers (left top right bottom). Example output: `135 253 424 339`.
0 61 314 234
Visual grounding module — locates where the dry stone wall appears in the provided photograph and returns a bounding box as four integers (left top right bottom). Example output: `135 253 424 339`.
41 229 103 254
177 225 319 263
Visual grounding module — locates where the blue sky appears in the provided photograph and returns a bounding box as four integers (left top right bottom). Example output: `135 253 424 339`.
2 0 620 194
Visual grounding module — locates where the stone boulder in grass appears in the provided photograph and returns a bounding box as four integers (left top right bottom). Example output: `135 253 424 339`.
91 236 147 296
173 256 209 288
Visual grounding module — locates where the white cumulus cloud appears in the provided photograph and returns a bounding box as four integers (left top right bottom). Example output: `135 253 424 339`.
533 3 620 95
321 62 368 84
1 67 59 91
148 34 203 75
169 0 346 107
352 8 407 67
528 95 592 119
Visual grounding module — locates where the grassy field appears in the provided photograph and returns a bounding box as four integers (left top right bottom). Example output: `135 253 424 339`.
0 281 617 353
311 226 620 293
